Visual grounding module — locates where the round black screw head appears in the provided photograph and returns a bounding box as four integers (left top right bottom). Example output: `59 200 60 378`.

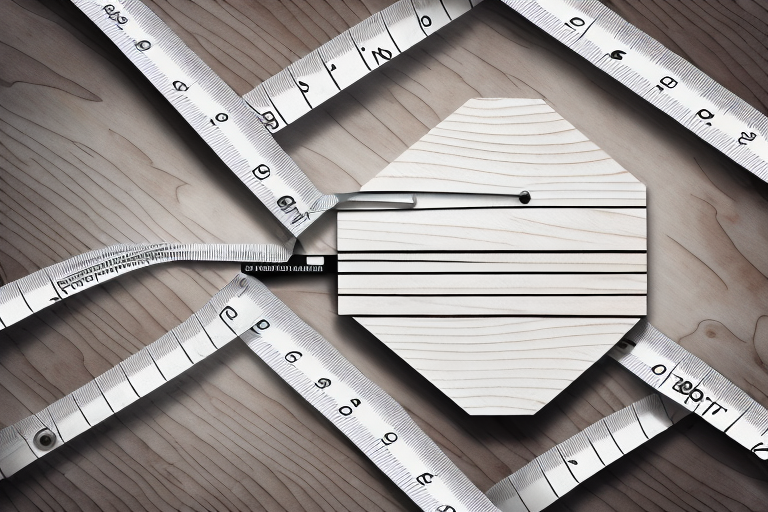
33 429 56 451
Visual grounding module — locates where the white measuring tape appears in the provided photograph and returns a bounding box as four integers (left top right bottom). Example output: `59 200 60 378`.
0 243 291 332
0 188 525 331
71 0 331 236
72 0 768 234
2 246 768 510
243 0 482 132
612 321 768 460
8 0 766 508
501 0 768 183
0 274 498 512
488 393 689 512
243 0 768 182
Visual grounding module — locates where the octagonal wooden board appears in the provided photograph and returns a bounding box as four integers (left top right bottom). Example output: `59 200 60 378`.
337 98 647 415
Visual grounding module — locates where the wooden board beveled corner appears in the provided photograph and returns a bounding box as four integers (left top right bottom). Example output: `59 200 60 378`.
337 98 647 415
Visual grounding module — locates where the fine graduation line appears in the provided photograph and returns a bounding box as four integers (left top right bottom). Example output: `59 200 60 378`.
13 1 764 508
0 244 291 333
0 275 500 512
3 244 768 510
487 394 686 511
245 0 768 184
72 0 768 240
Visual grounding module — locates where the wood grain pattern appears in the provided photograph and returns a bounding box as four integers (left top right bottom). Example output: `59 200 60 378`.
359 98 646 206
338 273 648 295
338 98 646 414
1 0 768 510
337 208 647 251
354 316 641 415
338 251 648 273
342 294 646 316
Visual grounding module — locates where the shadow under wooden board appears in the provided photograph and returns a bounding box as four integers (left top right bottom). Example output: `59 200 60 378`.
1 0 767 511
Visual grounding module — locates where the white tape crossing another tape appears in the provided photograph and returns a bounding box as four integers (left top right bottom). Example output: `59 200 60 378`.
0 274 267 480
15 0 768 506
0 243 290 332
610 320 768 460
243 0 481 132
486 320 768 511
248 0 768 184
0 274 499 512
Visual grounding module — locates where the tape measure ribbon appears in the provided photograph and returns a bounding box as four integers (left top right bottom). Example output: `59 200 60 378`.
244 0 481 132
0 244 291 332
611 321 768 459
501 0 768 182
73 0 326 236
0 274 498 512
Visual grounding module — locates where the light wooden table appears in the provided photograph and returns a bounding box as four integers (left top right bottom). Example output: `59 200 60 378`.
1 0 768 510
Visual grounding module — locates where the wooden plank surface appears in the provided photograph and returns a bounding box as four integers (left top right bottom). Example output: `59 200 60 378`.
336 97 648 414
337 208 648 251
340 294 647 316
358 97 647 206
354 316 641 415
338 252 649 273
337 273 649 295
1 0 768 510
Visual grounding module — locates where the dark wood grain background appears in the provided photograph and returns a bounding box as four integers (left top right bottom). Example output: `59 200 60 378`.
1 0 768 510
